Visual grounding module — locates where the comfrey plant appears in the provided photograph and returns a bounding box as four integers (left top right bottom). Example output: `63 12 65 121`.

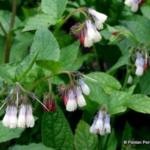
124 0 144 12
1 83 49 129
71 8 107 47
90 107 111 135
59 73 90 112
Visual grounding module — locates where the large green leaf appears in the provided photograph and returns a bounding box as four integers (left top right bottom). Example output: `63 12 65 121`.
141 5 150 20
15 52 38 81
85 72 121 94
0 122 24 143
10 32 33 63
31 28 60 61
0 64 17 83
126 94 150 114
41 0 68 18
0 10 21 35
41 107 74 150
60 41 80 70
74 120 98 150
23 14 56 31
109 91 129 115
121 15 150 44
9 143 54 150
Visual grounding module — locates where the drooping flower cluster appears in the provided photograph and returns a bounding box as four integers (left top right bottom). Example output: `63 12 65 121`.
1 84 35 129
2 103 35 128
71 8 107 47
60 78 90 112
135 52 148 76
124 0 144 12
90 110 111 135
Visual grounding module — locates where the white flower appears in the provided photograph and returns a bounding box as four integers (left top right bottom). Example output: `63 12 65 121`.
9 106 18 128
79 79 90 95
66 90 77 112
17 104 26 128
104 114 111 134
2 106 11 127
135 52 145 76
76 86 86 107
26 105 35 128
124 0 141 12
84 20 101 47
95 111 104 135
135 66 144 76
90 118 97 134
88 8 107 30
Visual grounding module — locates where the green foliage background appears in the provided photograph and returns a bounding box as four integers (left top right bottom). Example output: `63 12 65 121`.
0 0 150 150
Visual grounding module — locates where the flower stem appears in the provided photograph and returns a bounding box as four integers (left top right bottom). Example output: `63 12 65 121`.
3 0 17 63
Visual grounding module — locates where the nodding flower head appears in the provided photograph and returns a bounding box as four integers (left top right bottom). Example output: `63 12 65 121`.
43 95 56 112
2 105 17 128
88 8 107 30
124 0 143 12
84 20 102 48
71 20 101 48
90 110 111 135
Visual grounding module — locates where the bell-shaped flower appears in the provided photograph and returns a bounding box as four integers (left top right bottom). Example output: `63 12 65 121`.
66 89 77 112
79 79 90 95
26 105 35 128
125 0 142 12
84 20 101 47
76 86 86 107
103 114 111 134
7 105 18 128
17 104 26 128
88 8 107 30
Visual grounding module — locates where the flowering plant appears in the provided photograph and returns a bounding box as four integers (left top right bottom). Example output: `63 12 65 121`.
0 0 150 150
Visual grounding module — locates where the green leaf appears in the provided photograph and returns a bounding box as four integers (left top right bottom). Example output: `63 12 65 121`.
15 52 38 81
0 64 17 83
126 94 150 114
60 41 80 70
74 120 98 150
10 32 33 63
109 91 129 115
0 122 24 143
85 72 121 94
121 15 150 44
41 107 74 150
0 10 21 35
141 5 150 20
105 130 117 150
41 0 68 18
139 69 150 95
31 28 60 61
23 14 56 31
36 60 63 74
9 143 54 150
